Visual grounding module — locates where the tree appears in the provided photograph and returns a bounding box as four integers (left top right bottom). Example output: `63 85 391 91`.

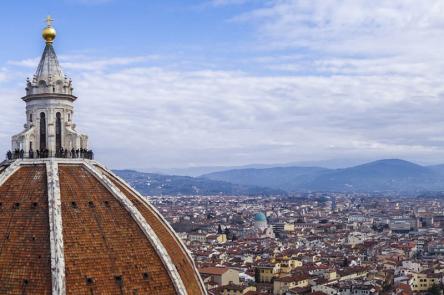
427 284 441 295
254 268 260 283
341 257 349 267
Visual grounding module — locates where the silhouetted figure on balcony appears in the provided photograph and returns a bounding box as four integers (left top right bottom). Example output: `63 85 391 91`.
5 148 94 160
41 149 48 158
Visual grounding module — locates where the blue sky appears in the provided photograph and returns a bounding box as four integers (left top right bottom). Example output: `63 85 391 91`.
2 0 444 171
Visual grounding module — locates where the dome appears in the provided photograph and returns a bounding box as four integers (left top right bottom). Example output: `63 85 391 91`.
4 17 206 294
255 212 267 222
0 159 206 294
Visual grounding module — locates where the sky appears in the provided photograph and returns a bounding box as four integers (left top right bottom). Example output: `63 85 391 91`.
1 0 444 170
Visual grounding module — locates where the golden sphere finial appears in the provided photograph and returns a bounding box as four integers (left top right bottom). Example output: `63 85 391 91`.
42 16 56 44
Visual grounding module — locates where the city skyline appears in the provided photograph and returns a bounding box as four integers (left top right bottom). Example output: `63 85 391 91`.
0 3 443 294
1 1 444 169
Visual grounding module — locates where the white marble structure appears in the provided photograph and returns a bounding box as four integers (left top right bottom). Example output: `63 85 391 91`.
11 21 87 156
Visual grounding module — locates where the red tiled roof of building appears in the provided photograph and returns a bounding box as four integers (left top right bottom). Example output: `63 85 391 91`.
395 283 413 295
199 266 230 275
275 274 310 283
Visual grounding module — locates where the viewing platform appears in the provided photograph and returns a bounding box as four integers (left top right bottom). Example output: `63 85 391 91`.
6 149 94 160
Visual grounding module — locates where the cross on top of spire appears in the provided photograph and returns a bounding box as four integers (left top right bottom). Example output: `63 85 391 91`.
45 15 54 27
42 15 57 44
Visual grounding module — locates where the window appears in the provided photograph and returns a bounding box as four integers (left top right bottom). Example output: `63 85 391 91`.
142 272 149 281
40 113 46 150
56 112 62 151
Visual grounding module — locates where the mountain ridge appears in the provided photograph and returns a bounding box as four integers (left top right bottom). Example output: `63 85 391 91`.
202 159 444 193
113 169 286 196
114 159 444 195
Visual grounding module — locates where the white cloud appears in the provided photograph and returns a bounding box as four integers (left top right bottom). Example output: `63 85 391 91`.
66 0 113 4
2 52 444 169
61 55 160 71
211 0 249 6
9 55 160 71
235 0 444 56
8 58 40 68
3 1 444 168
0 71 7 82
65 59 444 168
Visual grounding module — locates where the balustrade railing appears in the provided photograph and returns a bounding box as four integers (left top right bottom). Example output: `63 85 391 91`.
6 149 94 160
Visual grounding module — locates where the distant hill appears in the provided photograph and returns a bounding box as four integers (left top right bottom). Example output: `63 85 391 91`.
140 159 368 176
302 159 440 192
113 159 444 195
202 159 444 193
113 170 286 196
201 166 329 191
427 164 444 176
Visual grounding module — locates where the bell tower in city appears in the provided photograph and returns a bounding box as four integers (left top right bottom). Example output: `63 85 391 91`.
11 16 88 156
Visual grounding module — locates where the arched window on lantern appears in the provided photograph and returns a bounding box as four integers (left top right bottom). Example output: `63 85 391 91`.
56 112 62 151
39 112 46 150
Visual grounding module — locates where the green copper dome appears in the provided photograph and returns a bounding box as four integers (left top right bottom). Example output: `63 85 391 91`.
255 212 266 222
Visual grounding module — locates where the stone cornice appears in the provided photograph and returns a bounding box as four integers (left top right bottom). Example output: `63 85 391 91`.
22 93 77 103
